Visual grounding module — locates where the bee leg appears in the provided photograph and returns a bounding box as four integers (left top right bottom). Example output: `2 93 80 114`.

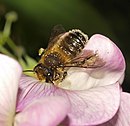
53 70 67 84
63 71 67 79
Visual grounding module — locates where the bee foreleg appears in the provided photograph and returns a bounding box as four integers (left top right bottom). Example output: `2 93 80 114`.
53 69 67 84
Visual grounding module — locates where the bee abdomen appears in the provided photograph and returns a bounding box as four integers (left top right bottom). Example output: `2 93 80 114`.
60 30 88 58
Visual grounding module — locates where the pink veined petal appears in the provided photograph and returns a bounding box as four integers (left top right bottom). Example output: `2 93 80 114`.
99 92 130 126
17 75 121 126
15 96 70 126
62 83 121 126
0 54 22 126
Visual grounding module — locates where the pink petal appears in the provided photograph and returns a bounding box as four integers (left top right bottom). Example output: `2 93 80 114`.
99 92 130 126
0 54 22 125
86 34 125 73
62 83 121 125
17 75 121 125
15 96 70 126
85 34 125 85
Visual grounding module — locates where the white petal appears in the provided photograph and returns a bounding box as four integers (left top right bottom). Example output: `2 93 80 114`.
0 54 22 125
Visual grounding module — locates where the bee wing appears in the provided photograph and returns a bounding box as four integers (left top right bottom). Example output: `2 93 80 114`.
64 50 105 68
47 25 66 49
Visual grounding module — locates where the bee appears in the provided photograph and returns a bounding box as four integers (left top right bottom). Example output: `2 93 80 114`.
28 25 105 85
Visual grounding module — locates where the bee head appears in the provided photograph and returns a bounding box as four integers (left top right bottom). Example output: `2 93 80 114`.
33 63 54 82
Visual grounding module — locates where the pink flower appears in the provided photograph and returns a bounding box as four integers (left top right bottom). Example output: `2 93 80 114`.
0 54 70 126
17 34 130 126
0 34 130 126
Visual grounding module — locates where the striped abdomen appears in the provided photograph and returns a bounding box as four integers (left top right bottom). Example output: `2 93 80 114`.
60 29 88 60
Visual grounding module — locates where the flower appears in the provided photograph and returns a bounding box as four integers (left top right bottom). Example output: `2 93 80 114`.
0 34 130 126
17 34 130 126
0 54 70 126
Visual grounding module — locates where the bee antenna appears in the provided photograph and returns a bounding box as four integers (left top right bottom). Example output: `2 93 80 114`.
23 70 34 73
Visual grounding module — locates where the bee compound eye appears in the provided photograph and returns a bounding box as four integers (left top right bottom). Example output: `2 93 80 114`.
34 63 42 72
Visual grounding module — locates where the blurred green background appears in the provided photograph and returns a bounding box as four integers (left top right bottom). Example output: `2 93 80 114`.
0 0 130 92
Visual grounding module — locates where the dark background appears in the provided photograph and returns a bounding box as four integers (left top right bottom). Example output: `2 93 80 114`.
0 0 130 92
